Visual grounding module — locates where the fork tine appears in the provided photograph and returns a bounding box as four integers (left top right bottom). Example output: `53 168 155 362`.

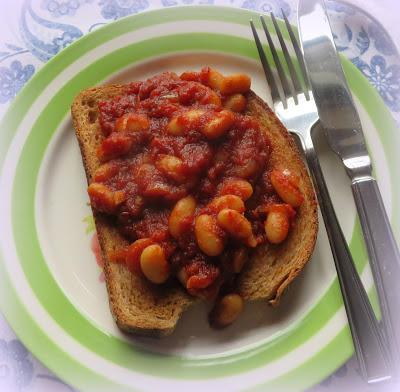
281 9 310 100
260 15 290 108
270 12 299 104
250 19 281 104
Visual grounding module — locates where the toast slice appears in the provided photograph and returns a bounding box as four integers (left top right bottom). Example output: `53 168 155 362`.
71 85 318 337
237 92 318 305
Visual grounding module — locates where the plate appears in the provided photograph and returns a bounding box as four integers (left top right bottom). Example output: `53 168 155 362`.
0 6 399 392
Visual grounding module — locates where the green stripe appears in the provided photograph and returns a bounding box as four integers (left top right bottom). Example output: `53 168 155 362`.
343 59 400 239
9 31 381 377
0 6 288 170
11 32 346 377
0 261 133 392
250 326 353 391
0 6 398 391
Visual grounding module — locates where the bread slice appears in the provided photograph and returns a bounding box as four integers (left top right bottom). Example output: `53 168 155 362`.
71 85 318 337
237 92 318 305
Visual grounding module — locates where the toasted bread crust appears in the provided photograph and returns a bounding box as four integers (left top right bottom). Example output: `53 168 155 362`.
72 85 194 337
237 92 318 305
71 84 318 337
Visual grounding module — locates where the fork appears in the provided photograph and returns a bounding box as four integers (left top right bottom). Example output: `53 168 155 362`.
250 13 392 382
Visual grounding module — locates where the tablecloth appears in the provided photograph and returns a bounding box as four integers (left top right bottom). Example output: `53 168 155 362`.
0 0 399 391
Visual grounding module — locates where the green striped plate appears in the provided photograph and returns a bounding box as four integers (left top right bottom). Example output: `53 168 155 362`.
1 6 399 392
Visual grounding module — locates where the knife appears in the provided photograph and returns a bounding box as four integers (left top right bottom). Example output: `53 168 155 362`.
298 0 400 377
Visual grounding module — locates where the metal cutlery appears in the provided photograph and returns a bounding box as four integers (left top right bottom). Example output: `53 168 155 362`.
250 12 392 383
298 0 400 377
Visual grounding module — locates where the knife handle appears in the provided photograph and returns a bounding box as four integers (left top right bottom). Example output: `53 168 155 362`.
304 145 392 383
352 176 400 373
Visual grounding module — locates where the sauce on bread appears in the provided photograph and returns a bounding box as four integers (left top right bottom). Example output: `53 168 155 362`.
87 68 304 327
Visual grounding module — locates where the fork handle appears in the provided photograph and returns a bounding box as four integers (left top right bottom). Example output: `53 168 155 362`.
304 145 392 383
352 176 400 371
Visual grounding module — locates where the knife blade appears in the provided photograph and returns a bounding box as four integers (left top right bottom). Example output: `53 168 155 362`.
297 0 368 166
298 0 400 377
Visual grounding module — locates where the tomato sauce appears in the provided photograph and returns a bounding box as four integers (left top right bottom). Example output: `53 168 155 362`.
88 69 295 300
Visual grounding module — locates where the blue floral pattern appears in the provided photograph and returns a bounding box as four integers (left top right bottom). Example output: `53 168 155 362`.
326 1 355 16
358 55 400 111
0 60 34 103
328 6 370 60
368 22 398 57
52 31 77 51
0 44 30 64
0 339 34 389
354 27 369 55
41 0 94 18
241 0 291 17
99 0 149 20
6 0 399 117
20 2 83 61
162 0 214 6
325 1 400 117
